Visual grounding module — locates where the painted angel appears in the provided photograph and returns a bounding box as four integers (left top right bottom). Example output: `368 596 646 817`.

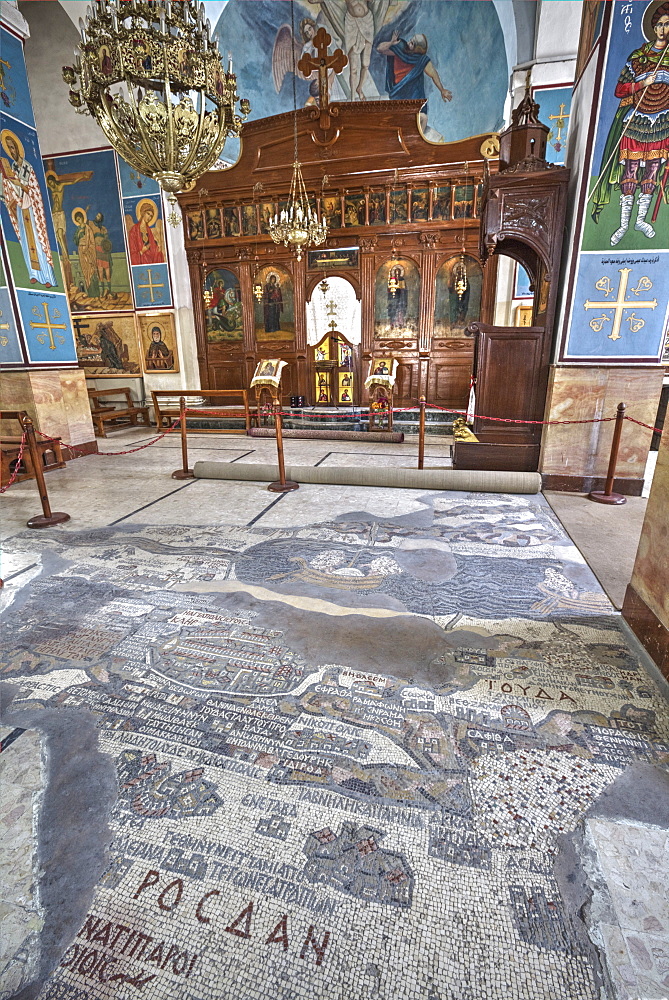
272 16 348 104
320 0 390 100
124 198 165 267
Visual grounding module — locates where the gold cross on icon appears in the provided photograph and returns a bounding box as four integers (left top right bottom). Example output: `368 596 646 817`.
30 302 67 350
584 268 657 341
547 102 570 148
138 269 164 303
0 309 9 347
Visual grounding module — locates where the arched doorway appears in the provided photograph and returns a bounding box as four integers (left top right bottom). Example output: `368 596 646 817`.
306 277 361 405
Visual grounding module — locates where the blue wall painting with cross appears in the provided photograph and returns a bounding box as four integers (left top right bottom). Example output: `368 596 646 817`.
16 288 77 364
564 251 669 361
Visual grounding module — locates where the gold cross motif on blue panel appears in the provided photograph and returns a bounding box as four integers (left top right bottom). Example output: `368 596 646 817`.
584 268 657 341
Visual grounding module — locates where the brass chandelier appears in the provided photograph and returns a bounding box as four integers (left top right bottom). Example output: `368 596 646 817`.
269 160 327 261
268 0 326 260
63 0 250 225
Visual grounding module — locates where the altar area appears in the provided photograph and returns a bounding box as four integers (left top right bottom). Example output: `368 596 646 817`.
179 65 568 473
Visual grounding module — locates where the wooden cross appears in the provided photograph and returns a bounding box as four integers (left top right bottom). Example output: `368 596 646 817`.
297 27 347 131
30 302 67 350
138 268 165 303
72 317 90 339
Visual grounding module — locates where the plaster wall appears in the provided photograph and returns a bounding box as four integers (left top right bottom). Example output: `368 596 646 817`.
492 256 516 327
534 0 582 63
19 0 102 155
508 2 576 139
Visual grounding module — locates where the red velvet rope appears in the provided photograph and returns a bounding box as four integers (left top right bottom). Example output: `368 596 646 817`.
0 432 28 493
34 419 181 457
16 405 658 481
185 404 663 434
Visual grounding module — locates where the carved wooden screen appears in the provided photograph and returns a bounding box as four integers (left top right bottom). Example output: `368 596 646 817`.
179 99 496 406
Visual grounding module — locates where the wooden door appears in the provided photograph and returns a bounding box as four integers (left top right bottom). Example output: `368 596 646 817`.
469 322 547 452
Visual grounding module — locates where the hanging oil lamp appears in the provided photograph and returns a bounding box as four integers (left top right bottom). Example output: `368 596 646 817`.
453 253 468 301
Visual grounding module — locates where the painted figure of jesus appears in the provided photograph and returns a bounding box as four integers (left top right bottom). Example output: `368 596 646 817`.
45 162 92 289
344 0 375 100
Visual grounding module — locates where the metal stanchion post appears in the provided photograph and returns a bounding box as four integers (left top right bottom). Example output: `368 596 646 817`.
418 395 426 469
588 402 627 505
268 404 299 493
21 416 71 528
172 396 194 479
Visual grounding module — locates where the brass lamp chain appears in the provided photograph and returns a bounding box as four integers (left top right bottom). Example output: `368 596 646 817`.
291 0 299 166
454 163 469 301
267 0 327 259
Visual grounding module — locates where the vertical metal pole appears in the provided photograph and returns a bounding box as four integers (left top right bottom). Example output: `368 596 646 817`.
418 395 426 469
172 395 194 479
243 390 251 434
22 415 70 528
587 402 627 505
275 407 287 486
268 401 299 492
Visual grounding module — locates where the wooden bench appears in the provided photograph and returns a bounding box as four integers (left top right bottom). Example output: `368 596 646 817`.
151 389 257 434
1 410 66 486
88 387 150 437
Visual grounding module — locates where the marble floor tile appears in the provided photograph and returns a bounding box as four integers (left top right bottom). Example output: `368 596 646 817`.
0 729 44 998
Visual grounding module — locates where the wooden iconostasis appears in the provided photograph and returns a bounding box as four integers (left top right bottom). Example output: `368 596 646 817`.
180 99 501 408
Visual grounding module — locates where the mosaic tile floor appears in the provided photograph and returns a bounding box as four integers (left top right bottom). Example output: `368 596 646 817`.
1 433 668 1000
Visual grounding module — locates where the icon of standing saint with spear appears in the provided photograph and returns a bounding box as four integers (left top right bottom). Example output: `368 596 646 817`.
591 1 669 245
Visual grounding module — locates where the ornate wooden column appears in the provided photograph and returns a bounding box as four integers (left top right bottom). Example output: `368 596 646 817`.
291 254 309 398
236 255 255 354
186 248 208 386
359 236 378 360
417 233 439 399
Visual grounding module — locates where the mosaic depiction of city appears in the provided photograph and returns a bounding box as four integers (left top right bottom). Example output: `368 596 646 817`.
2 493 668 999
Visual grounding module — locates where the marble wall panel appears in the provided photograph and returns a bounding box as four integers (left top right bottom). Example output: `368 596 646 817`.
0 372 38 438
60 369 96 446
540 365 664 481
0 370 95 446
28 372 66 443
630 422 669 631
